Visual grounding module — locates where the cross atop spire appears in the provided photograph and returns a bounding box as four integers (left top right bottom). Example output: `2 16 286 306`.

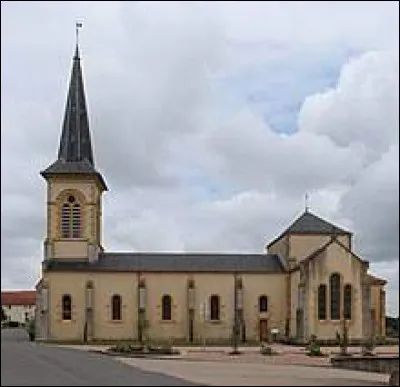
76 21 82 47
305 193 309 212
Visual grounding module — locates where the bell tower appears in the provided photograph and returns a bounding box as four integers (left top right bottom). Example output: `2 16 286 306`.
40 39 107 262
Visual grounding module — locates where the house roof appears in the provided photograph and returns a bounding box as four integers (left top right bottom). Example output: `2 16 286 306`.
267 210 350 248
1 291 36 306
43 252 286 273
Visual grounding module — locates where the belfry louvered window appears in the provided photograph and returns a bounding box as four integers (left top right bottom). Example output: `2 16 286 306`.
61 195 81 238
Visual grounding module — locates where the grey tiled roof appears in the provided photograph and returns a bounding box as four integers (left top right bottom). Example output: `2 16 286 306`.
267 210 350 248
43 252 285 273
40 160 107 189
284 210 349 235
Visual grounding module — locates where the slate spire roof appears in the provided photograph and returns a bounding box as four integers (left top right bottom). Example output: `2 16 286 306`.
57 44 94 166
267 209 350 248
41 43 107 190
283 209 350 235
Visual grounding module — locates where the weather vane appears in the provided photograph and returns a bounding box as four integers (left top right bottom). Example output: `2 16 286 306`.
76 21 83 46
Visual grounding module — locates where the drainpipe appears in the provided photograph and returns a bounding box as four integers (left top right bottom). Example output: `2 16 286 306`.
231 273 239 354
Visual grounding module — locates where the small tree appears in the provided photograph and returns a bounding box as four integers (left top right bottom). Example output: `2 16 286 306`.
362 312 376 356
336 318 349 356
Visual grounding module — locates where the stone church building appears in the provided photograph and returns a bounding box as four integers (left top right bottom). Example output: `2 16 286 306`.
35 43 387 344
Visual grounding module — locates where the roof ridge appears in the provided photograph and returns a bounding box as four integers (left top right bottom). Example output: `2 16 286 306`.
102 252 271 256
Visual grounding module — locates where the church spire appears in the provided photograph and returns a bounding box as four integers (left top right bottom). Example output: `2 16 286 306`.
58 36 94 166
41 25 107 191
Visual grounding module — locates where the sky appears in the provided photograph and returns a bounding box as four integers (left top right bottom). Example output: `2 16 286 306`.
1 1 399 316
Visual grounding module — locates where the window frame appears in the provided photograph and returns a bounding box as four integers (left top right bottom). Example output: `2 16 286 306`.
209 294 220 321
343 284 352 320
259 295 268 313
318 284 327 320
111 294 122 321
161 294 172 321
330 273 341 320
62 294 72 321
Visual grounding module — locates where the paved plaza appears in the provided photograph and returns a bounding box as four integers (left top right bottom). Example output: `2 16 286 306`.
55 343 398 386
117 357 389 386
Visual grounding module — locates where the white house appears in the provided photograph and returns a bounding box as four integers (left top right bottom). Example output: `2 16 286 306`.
1 291 36 324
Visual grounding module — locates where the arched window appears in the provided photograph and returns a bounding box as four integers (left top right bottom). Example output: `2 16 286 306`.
111 294 122 321
62 294 72 320
344 284 352 320
162 295 172 321
318 284 327 320
60 195 82 238
259 295 268 312
210 294 220 321
330 273 341 320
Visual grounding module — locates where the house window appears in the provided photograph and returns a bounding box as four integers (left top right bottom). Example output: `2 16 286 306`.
318 284 327 320
161 295 172 321
62 294 72 320
210 294 220 321
330 273 341 320
60 195 82 238
111 294 122 321
259 295 268 312
344 284 352 320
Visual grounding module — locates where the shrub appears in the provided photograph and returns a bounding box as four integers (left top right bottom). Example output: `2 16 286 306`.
361 336 376 356
110 343 132 353
109 342 179 355
308 342 323 356
260 343 276 356
306 334 325 357
261 346 273 355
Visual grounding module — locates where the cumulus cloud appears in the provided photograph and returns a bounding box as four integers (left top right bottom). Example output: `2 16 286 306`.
1 2 398 315
299 50 399 162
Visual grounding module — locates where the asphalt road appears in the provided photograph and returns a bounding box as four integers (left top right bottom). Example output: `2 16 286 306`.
1 329 202 386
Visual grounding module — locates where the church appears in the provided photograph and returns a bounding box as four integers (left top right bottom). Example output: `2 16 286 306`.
35 41 387 344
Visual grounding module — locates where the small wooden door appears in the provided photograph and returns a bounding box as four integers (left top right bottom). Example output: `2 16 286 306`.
259 319 268 342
